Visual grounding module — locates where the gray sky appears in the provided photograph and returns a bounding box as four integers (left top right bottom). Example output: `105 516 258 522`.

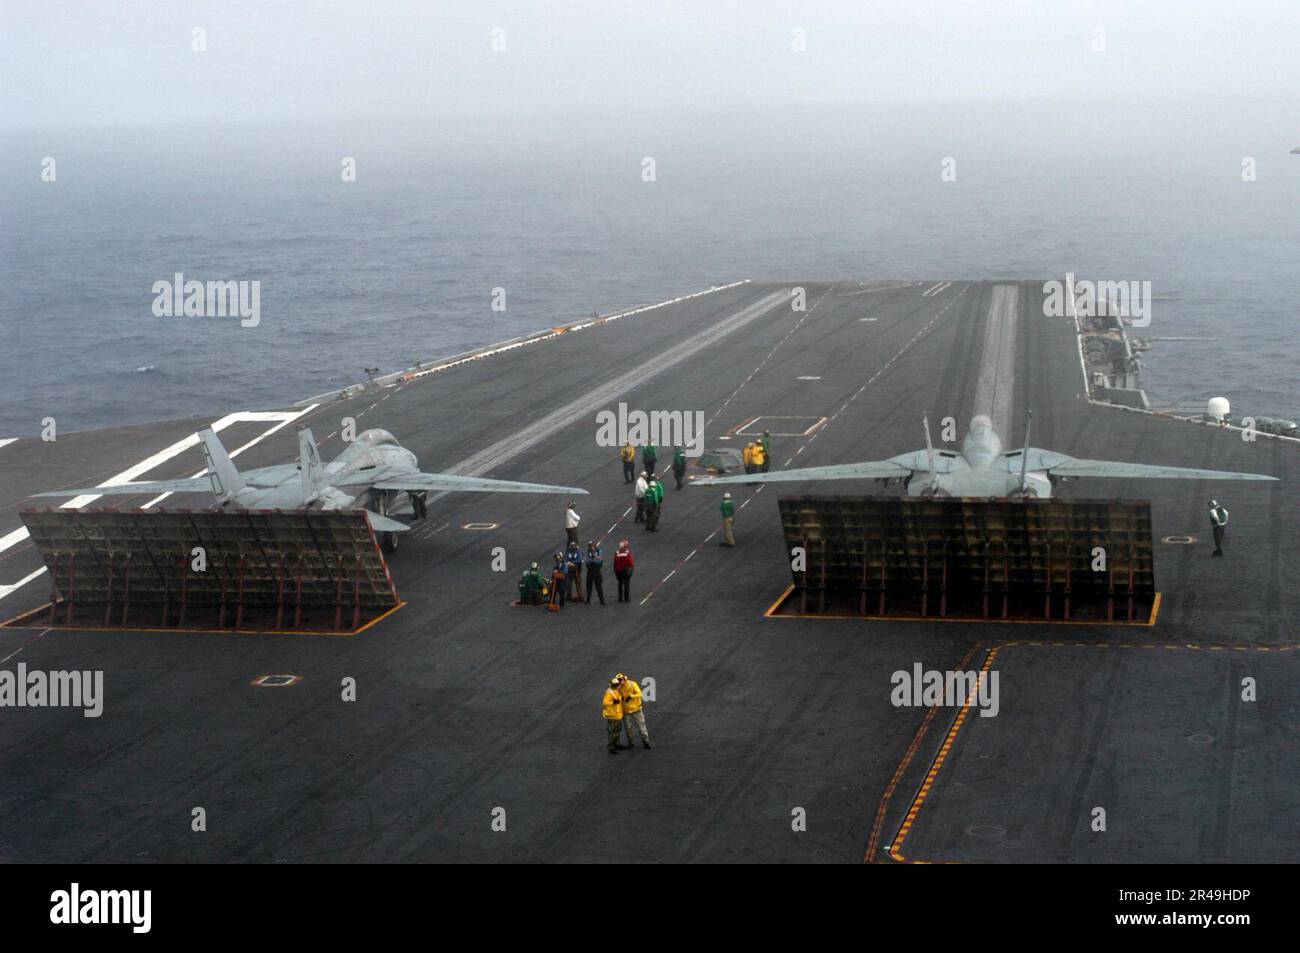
3 0 1299 127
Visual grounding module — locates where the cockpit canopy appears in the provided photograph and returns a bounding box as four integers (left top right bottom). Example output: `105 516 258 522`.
356 428 399 447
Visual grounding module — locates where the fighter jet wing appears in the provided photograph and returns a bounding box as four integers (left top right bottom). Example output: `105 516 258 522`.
32 477 217 498
365 512 412 533
694 459 914 485
1044 457 1278 481
371 472 589 495
695 447 970 486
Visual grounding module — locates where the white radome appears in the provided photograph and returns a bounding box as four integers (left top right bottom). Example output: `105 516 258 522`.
1207 397 1230 421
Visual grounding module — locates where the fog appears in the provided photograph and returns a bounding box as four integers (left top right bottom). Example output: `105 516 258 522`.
3 1 1298 129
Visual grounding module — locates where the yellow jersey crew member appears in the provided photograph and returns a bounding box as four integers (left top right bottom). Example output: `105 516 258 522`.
616 673 652 749
603 677 625 754
620 442 636 483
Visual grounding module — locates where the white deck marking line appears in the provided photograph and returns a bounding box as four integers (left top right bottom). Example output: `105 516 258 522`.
605 287 839 557
0 627 50 664
834 283 916 298
640 285 970 607
0 406 318 601
0 526 30 559
301 281 754 404
0 568 47 603
971 284 1020 438
432 290 790 502
704 286 835 428
411 521 451 540
0 439 17 451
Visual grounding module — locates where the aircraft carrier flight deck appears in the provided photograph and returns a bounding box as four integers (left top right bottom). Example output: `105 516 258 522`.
0 279 1295 863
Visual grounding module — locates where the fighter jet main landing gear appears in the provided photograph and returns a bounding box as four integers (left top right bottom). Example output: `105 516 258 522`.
376 492 399 554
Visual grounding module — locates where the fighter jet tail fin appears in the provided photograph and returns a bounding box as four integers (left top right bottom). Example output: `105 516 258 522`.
1018 409 1033 495
298 427 328 504
922 414 939 493
198 429 245 500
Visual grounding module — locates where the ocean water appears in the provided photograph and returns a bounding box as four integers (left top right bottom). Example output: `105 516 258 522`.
2 102 1297 435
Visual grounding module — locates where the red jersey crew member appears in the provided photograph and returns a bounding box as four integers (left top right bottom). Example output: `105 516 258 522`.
614 540 635 602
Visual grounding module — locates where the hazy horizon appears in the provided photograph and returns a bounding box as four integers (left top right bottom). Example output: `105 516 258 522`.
4 1 1299 128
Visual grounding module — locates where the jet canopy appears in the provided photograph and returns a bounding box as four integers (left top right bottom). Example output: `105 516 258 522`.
356 428 399 447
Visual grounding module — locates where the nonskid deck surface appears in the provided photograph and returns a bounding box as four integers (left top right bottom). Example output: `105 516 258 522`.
0 280 1294 863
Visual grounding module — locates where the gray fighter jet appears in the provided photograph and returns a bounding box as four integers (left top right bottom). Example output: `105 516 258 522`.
33 426 587 550
695 414 1278 498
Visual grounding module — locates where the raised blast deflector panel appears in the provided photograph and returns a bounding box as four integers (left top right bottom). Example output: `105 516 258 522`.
776 496 1155 622
15 508 400 632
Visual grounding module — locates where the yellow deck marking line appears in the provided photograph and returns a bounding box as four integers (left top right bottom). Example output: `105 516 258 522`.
889 646 1001 862
885 637 1300 863
866 641 982 863
0 601 406 638
763 586 1161 626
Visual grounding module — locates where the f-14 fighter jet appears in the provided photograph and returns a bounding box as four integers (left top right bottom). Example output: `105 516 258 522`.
695 414 1278 498
34 426 587 551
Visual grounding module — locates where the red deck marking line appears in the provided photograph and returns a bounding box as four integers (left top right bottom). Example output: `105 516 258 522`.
0 627 51 664
867 642 982 863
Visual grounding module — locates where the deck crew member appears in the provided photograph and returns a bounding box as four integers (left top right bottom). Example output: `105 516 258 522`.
548 552 568 610
759 430 772 472
565 540 585 601
643 442 659 477
620 442 637 483
409 490 428 520
603 678 626 754
720 492 736 546
614 540 635 602
1208 500 1230 556
742 442 756 474
634 471 648 523
565 501 582 545
584 541 606 605
752 438 767 474
672 446 687 489
518 562 548 605
644 476 663 531
617 673 652 749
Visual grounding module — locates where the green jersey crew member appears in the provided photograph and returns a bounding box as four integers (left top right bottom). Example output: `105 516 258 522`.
643 442 658 477
643 476 664 531
517 562 548 605
1208 500 1230 556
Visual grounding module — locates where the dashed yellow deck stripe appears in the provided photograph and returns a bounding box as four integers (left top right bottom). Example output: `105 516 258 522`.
881 636 1300 863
